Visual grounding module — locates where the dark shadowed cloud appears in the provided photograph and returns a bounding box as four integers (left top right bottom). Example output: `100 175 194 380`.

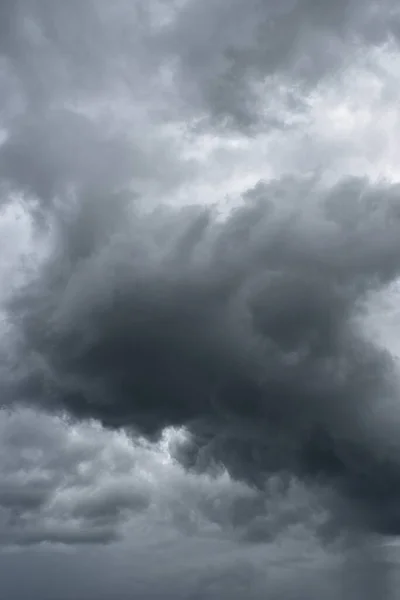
4 173 400 542
2 0 400 598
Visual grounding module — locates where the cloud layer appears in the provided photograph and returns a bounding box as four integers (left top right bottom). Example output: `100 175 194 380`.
2 0 400 598
5 174 400 538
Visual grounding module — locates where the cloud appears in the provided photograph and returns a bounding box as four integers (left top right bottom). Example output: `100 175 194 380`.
149 0 400 129
2 173 400 543
0 407 330 549
0 110 133 207
2 0 400 598
1 0 400 133
0 408 147 547
0 519 396 599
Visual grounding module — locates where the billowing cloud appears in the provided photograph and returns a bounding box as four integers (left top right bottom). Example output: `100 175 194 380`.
2 0 400 598
1 0 400 132
4 174 400 538
0 407 331 550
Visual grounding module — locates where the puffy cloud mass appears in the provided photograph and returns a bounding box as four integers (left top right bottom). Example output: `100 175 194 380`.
2 0 400 598
0 408 330 548
6 174 400 538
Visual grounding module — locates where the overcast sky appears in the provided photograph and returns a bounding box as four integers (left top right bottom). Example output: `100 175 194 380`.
3 1 400 598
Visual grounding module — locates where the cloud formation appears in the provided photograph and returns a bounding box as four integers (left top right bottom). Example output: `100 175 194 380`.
2 0 400 598
0 408 329 550
5 174 400 539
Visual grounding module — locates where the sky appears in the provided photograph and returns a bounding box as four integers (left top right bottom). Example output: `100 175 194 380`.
2 1 400 598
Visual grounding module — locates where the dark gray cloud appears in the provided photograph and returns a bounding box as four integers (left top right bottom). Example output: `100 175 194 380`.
0 527 397 599
0 0 400 131
4 174 400 541
2 0 400 598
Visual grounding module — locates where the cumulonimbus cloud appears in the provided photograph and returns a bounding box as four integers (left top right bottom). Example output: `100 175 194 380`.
3 172 400 540
2 1 400 598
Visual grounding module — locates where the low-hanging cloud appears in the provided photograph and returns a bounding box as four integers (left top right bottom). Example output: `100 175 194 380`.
2 0 400 598
0 407 329 549
3 173 400 541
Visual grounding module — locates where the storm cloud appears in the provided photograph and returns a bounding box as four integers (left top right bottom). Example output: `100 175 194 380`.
4 173 400 537
2 0 400 598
